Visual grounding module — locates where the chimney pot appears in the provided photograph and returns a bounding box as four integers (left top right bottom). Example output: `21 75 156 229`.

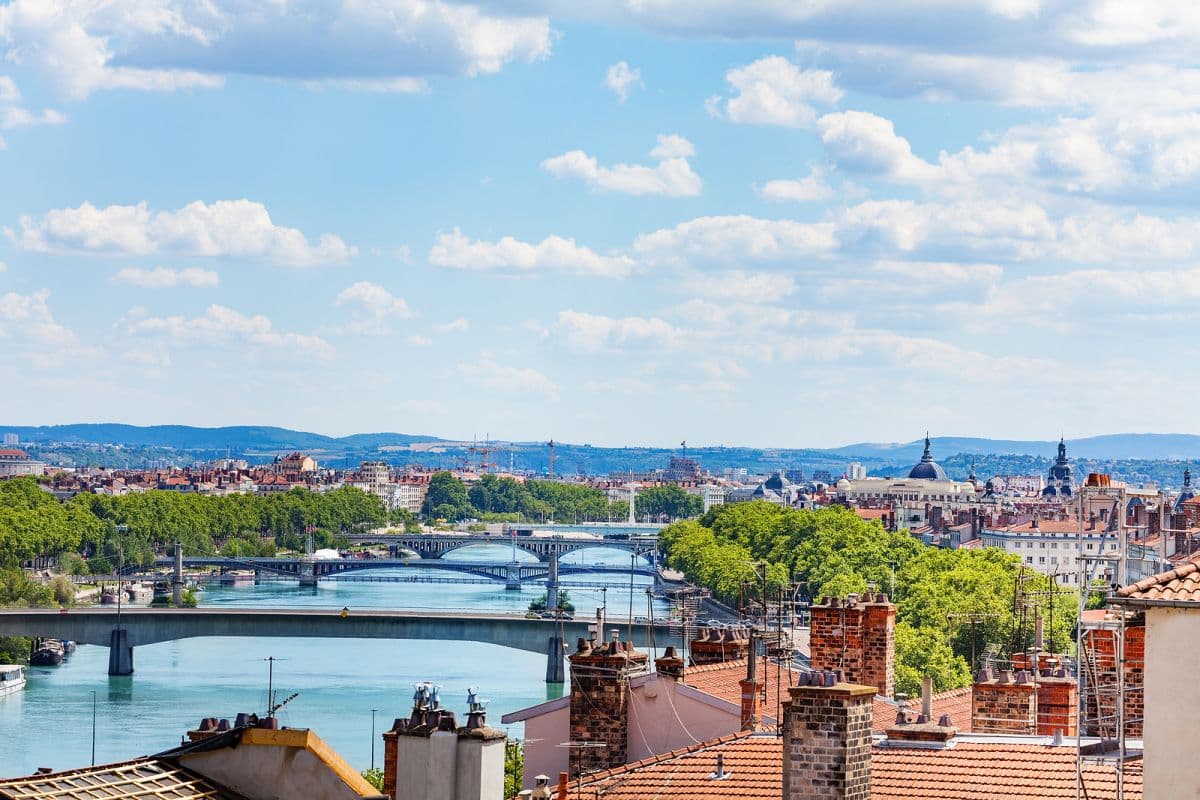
997 670 1013 684
975 668 992 683
938 714 952 727
1015 670 1030 685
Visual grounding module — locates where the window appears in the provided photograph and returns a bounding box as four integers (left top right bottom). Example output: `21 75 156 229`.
1040 542 1046 548
1051 542 1058 549
1038 556 1046 564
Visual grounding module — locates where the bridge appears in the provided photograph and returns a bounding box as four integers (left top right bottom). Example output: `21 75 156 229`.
0 607 676 684
345 532 659 562
154 556 659 586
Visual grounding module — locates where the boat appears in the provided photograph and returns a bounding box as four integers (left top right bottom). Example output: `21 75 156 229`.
0 664 25 698
61 640 77 656
29 639 64 667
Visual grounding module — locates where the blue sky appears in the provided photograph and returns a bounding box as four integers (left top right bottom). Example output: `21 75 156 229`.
1 1 1197 448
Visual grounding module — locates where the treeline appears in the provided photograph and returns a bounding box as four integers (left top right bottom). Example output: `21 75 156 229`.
659 502 1076 696
0 477 389 570
422 472 701 522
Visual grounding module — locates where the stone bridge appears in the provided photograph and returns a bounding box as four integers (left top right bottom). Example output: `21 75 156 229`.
346 532 659 563
0 607 676 684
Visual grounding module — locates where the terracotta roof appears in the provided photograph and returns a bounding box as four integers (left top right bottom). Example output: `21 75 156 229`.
567 734 1142 800
682 660 799 724
0 758 245 800
1115 558 1200 603
872 687 974 733
1000 519 1087 534
855 508 891 520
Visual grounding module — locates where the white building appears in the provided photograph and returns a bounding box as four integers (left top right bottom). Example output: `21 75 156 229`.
847 462 867 480
2 433 17 446
0 449 45 477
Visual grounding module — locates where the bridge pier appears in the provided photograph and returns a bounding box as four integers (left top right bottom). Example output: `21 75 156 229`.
171 541 184 606
505 564 521 591
545 635 564 683
545 554 560 613
107 629 133 676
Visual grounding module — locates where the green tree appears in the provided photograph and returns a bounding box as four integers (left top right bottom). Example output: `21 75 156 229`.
635 485 702 520
422 472 472 520
361 768 384 791
894 621 972 697
504 740 524 799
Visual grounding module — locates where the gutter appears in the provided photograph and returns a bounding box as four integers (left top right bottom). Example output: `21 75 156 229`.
1109 596 1200 609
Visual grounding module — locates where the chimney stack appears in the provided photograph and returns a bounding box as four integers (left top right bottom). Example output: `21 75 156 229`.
689 626 750 666
567 631 649 775
382 684 506 800
654 646 685 680
971 668 1036 734
739 631 762 731
809 593 895 698
783 672 876 800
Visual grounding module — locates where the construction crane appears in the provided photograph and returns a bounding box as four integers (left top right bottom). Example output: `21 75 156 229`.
468 435 497 474
547 439 556 479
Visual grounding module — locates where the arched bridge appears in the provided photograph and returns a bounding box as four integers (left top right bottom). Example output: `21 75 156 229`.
346 532 658 563
0 607 675 684
156 556 658 585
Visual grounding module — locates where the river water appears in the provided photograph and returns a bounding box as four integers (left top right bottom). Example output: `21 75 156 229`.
0 545 669 778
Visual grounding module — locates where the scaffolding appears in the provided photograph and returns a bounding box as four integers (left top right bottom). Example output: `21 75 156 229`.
1075 479 1143 800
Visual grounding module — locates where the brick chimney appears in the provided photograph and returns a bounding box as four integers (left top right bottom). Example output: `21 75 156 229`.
739 633 762 731
809 593 895 698
689 626 750 666
971 668 1036 734
1010 652 1078 736
782 671 876 800
567 631 649 775
1081 618 1144 737
654 646 685 680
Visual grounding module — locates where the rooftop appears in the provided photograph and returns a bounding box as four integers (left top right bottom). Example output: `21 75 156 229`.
0 758 244 800
566 732 1142 800
1115 557 1200 604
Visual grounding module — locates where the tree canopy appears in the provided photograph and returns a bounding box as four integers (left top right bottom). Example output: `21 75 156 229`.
658 501 1078 696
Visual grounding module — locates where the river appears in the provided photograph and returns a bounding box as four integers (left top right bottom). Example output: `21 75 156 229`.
0 545 671 778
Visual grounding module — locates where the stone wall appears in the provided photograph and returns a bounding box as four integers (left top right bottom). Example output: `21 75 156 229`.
783 678 875 800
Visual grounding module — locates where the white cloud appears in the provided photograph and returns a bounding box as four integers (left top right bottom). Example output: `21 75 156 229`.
759 166 834 203
13 199 355 266
434 318 470 333
541 134 702 197
0 0 551 100
112 267 219 289
430 228 635 277
407 335 433 346
555 310 681 352
817 111 935 181
604 61 642 103
633 214 837 267
121 304 334 358
0 75 66 143
457 357 559 399
676 270 797 301
706 56 841 128
0 288 76 347
336 281 414 333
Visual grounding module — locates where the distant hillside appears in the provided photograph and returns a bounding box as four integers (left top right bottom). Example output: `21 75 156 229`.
1 424 440 452
832 434 1200 462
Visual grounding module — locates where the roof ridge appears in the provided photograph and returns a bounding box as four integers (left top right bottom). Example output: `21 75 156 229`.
1117 558 1200 597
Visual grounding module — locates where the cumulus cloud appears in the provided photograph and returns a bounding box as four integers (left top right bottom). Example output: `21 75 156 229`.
555 310 682 352
541 134 702 197
335 281 414 333
457 357 559 399
12 199 355 266
705 56 841 128
430 228 635 277
816 111 935 181
112 267 219 289
121 304 333 358
0 0 551 99
0 75 66 148
759 166 834 203
633 214 837 267
676 270 797 301
0 288 77 347
604 61 642 102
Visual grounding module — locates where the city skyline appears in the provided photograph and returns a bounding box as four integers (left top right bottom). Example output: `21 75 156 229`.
2 2 1197 447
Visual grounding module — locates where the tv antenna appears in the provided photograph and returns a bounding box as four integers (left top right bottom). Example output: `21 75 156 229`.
262 656 297 720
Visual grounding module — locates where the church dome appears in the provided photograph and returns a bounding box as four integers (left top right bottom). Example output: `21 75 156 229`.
907 434 948 481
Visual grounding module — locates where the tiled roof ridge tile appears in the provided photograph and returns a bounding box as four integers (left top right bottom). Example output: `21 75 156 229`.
1117 558 1200 597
